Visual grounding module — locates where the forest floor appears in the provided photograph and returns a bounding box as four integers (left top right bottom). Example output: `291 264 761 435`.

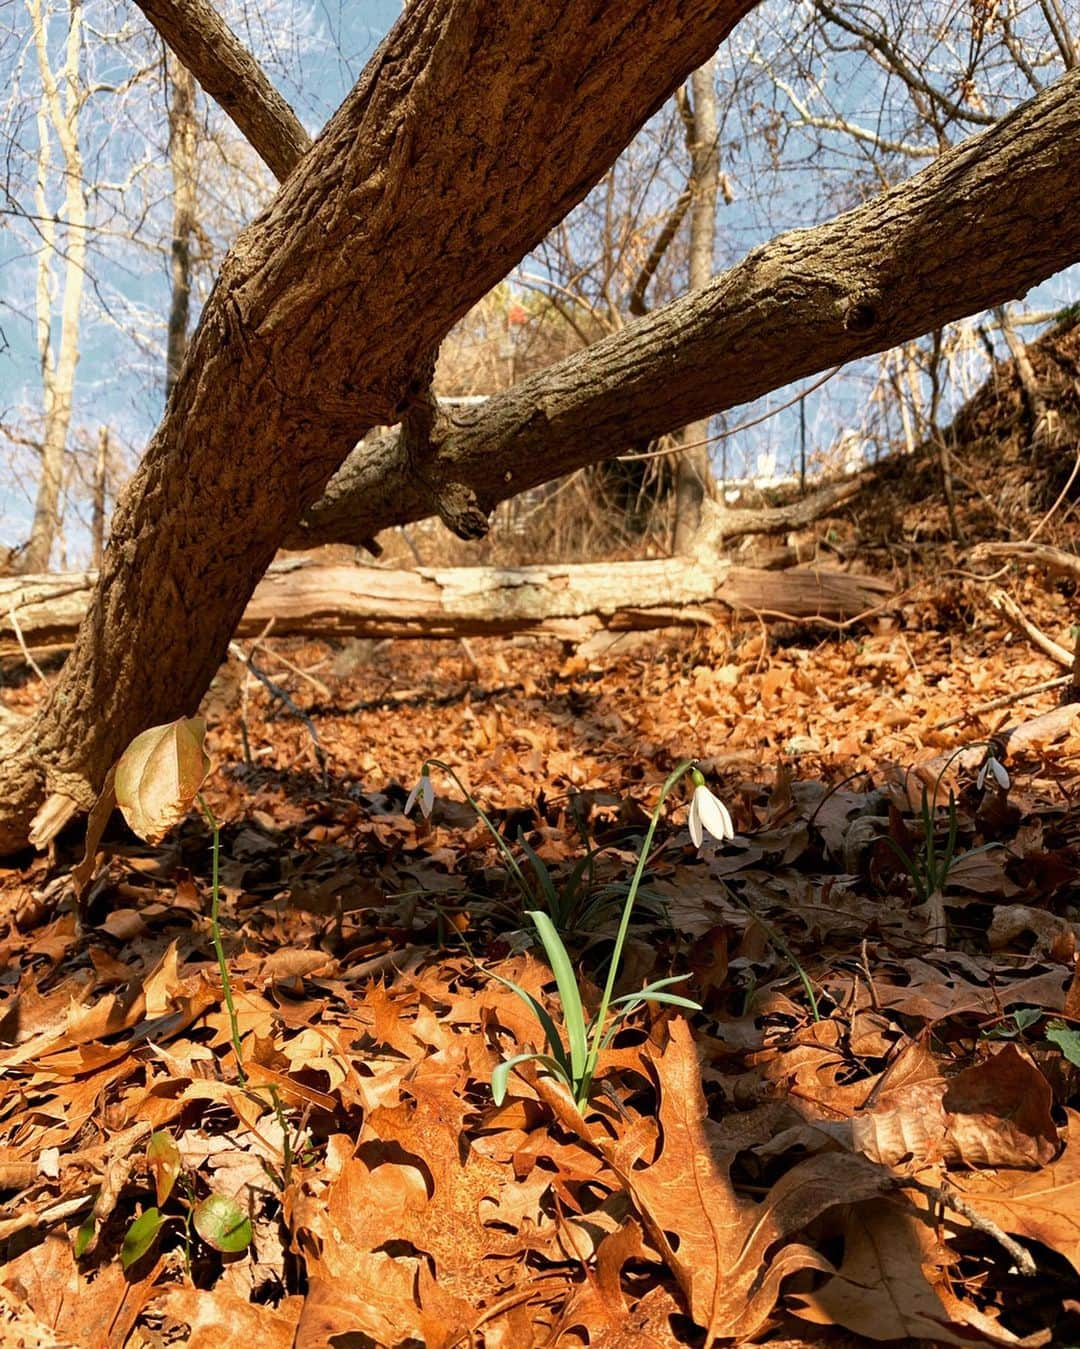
1 328 1079 1347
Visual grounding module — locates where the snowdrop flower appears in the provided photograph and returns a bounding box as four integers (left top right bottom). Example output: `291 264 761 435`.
404 766 435 819
688 769 735 848
976 754 1010 793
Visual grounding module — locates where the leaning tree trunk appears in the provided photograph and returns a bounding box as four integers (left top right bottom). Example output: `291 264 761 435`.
0 0 757 853
3 43 1080 856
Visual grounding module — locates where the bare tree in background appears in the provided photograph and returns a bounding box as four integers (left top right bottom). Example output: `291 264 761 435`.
673 56 719 552
20 0 87 573
165 55 198 399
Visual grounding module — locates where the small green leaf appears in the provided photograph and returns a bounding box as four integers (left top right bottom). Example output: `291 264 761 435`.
482 966 571 1077
121 1208 163 1269
625 990 702 1011
1047 1021 1080 1067
115 717 211 843
146 1131 182 1207
73 1210 96 1258
1011 1007 1042 1032
192 1194 252 1253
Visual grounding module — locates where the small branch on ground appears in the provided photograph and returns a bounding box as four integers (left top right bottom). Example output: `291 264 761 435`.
931 674 1073 730
903 1175 1036 1277
987 586 1073 666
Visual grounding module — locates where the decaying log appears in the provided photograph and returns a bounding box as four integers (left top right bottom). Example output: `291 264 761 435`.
0 561 892 657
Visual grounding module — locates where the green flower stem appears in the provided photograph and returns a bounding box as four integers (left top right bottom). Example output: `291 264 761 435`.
196 794 294 1184
197 793 246 1086
424 758 536 903
724 887 821 1023
578 760 692 1101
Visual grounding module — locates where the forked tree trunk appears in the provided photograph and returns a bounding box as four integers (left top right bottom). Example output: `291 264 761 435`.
2 37 1080 856
0 0 757 853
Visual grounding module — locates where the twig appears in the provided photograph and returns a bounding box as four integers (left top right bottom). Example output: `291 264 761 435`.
245 638 332 700
723 584 913 631
904 1175 1036 1276
1028 431 1080 543
7 606 49 684
242 650 329 785
988 586 1073 666
859 937 881 1012
931 674 1072 729
616 365 843 460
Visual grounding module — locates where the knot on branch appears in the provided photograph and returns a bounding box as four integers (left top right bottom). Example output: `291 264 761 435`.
434 481 490 541
844 297 880 334
398 351 441 460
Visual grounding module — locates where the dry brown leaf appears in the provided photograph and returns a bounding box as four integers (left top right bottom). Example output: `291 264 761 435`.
0 1233 161 1349
158 1287 302 1349
788 1201 973 1343
952 1107 1080 1274
852 1044 1057 1169
989 904 1079 959
597 1019 892 1341
115 717 211 844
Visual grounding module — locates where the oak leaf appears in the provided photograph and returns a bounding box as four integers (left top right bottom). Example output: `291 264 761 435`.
599 1019 892 1341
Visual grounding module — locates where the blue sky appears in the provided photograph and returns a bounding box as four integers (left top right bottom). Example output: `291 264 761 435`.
1 0 1075 561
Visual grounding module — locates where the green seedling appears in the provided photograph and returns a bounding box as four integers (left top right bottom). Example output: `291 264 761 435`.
882 785 962 904
486 761 703 1107
881 743 1004 906
404 759 742 1107
982 1007 1042 1042
77 1128 252 1270
109 718 294 1189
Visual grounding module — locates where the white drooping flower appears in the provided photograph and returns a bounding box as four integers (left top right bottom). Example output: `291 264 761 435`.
976 754 1010 792
687 769 735 848
404 766 435 819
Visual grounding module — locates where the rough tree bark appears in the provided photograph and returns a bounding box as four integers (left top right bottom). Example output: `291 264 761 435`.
0 558 890 655
288 67 1080 552
0 0 758 854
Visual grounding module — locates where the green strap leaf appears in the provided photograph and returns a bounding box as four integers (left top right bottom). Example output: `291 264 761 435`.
481 966 570 1077
491 1052 571 1105
527 910 589 1082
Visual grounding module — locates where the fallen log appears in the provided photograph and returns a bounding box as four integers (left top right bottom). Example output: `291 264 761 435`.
0 559 892 656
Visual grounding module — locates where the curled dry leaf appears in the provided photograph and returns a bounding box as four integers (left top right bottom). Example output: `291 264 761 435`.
159 1287 303 1349
852 1044 1058 1170
789 1201 972 1344
115 717 211 844
790 1200 1048 1346
951 1108 1080 1275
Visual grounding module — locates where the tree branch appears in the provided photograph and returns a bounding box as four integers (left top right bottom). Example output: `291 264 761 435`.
290 67 1080 550
131 0 311 182
0 0 761 854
